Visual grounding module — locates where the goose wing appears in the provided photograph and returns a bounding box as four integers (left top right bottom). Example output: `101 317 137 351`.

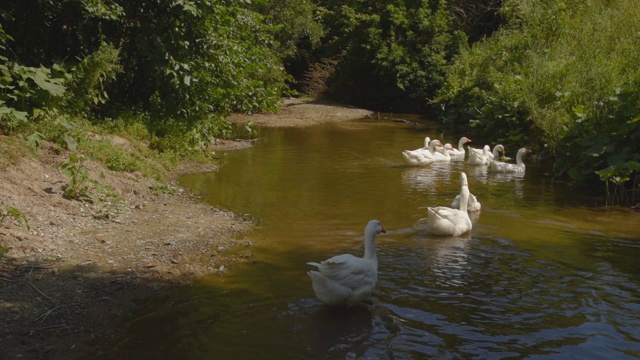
308 254 375 289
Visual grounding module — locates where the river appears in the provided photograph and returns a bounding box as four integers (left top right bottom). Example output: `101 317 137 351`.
95 116 640 359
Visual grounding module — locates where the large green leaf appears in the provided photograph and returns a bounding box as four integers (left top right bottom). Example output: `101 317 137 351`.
64 134 78 151
32 67 66 97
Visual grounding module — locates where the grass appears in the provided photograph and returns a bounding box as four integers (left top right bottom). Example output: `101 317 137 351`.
0 135 31 169
3 110 218 188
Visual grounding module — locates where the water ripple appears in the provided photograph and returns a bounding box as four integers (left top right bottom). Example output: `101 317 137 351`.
373 235 640 358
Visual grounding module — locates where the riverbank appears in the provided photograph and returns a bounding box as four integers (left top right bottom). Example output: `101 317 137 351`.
0 97 373 359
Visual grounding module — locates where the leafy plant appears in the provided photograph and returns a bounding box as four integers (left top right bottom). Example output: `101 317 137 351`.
0 205 29 230
59 153 128 219
94 187 126 220
60 154 94 201
151 184 178 196
30 112 80 151
26 131 44 149
64 42 122 115
1 204 29 261
596 165 629 206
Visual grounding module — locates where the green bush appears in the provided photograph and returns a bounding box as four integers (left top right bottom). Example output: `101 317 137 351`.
0 0 314 164
312 0 468 111
64 42 121 115
434 0 640 203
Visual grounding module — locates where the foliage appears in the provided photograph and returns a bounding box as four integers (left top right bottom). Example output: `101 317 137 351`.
0 135 29 169
64 42 121 115
93 186 126 220
300 57 340 97
0 205 30 231
434 0 640 203
261 0 323 58
0 24 68 134
250 0 324 80
0 204 29 260
554 86 640 205
26 110 81 151
105 0 285 120
312 0 467 111
27 131 45 149
0 0 294 153
60 154 95 201
448 0 504 42
59 153 126 217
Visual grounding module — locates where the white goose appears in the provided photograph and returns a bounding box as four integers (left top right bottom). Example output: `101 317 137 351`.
490 147 531 174
468 144 505 166
427 173 473 236
421 136 431 149
435 143 449 155
401 136 431 165
432 140 451 163
402 139 443 166
413 136 432 152
307 220 386 306
452 193 481 212
446 137 472 161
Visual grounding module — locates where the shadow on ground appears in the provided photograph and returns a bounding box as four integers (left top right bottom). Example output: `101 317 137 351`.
0 259 195 360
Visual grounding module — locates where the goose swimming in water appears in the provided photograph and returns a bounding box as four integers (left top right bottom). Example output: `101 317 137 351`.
427 173 473 236
489 147 531 174
307 220 386 306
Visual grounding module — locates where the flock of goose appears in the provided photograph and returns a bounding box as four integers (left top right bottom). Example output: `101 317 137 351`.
307 135 532 307
401 136 531 173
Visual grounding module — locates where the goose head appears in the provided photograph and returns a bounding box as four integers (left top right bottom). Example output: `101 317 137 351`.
428 139 443 153
458 137 471 148
515 147 532 166
493 144 506 157
365 219 386 237
516 147 531 158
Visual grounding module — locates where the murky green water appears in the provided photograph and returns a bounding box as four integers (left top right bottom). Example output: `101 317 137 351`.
96 117 640 359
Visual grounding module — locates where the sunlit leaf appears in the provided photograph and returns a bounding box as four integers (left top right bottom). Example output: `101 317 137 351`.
64 134 78 151
27 131 44 149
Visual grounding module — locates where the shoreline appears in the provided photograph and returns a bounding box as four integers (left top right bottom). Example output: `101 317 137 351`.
0 97 373 359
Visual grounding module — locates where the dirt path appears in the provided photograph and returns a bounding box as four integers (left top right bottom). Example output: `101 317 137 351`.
0 98 372 359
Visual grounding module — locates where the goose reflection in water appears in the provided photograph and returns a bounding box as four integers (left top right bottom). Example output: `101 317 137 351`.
432 236 474 288
488 173 526 198
468 164 490 184
411 219 475 288
401 162 452 193
306 304 375 355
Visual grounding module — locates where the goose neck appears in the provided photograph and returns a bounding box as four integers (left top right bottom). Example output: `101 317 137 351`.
458 138 466 151
516 150 525 166
459 186 470 213
363 231 377 259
